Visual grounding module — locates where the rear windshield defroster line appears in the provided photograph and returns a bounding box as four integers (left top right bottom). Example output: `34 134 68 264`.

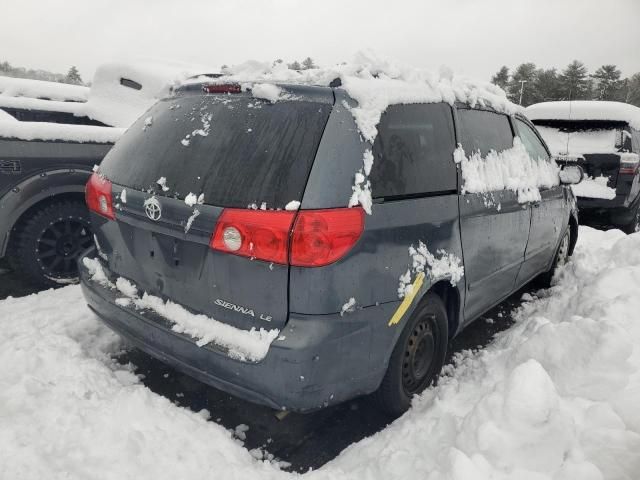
99 94 332 209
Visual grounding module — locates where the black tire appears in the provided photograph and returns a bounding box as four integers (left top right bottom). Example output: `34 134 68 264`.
375 292 448 417
7 200 93 288
623 207 640 234
538 227 571 288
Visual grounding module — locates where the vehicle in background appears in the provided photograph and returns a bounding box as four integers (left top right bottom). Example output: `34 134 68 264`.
526 101 640 232
79 75 582 416
0 61 212 287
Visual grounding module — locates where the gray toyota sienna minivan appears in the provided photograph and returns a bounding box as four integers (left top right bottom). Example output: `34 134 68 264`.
80 80 580 415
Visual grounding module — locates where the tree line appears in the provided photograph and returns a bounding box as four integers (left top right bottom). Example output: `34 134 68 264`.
491 61 640 107
0 61 84 85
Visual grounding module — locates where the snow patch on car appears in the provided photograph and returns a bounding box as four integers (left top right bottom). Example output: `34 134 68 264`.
398 242 464 298
83 257 278 362
457 137 561 204
251 83 284 103
571 175 617 200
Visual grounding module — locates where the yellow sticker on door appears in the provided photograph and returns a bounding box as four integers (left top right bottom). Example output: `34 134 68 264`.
388 271 425 327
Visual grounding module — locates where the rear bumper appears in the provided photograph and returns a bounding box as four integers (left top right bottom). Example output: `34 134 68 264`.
578 193 639 226
79 254 389 412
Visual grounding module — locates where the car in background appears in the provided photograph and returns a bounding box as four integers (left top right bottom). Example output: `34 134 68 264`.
0 61 212 287
526 101 640 232
79 75 583 416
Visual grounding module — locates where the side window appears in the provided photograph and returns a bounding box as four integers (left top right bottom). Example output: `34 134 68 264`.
458 109 513 156
369 103 456 198
515 118 550 161
632 129 640 154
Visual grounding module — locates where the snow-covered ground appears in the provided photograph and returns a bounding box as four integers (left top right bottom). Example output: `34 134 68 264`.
1 226 639 479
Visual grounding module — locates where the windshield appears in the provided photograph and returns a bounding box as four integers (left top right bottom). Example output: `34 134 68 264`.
100 93 332 209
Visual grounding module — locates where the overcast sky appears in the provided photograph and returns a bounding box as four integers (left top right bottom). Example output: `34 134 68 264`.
2 0 639 82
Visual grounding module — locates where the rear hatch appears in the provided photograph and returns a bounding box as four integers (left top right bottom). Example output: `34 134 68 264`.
96 84 334 330
534 120 633 192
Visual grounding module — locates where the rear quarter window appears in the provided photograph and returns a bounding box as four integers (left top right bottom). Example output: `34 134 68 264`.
369 102 457 198
458 108 514 155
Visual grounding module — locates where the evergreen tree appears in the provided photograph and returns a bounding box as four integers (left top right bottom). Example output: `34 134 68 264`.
490 66 510 91
288 60 302 71
592 65 623 100
559 60 591 100
625 73 640 107
64 66 83 85
508 63 537 106
533 68 561 103
301 57 316 70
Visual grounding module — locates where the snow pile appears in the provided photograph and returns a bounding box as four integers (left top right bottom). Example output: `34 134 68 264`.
0 75 89 102
82 257 278 362
398 241 464 298
457 137 561 203
572 175 617 200
526 100 640 130
2 226 640 478
535 125 620 155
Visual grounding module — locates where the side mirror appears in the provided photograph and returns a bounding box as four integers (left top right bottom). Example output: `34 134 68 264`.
559 165 584 185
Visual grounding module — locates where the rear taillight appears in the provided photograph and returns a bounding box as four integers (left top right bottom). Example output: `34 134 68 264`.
85 173 114 220
619 153 640 175
290 208 364 267
210 209 296 264
203 84 242 94
210 207 365 267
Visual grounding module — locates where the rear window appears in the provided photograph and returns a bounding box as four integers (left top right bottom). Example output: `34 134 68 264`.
532 120 628 155
458 108 514 156
99 93 332 208
369 103 456 198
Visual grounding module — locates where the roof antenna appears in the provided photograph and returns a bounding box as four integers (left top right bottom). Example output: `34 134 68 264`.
566 87 573 155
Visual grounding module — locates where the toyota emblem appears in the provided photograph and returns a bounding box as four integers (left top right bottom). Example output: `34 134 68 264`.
144 197 162 221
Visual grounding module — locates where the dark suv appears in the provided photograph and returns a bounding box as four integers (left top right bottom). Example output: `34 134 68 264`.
79 81 580 415
526 101 640 232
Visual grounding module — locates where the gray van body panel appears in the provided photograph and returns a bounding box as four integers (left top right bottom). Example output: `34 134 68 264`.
80 84 577 411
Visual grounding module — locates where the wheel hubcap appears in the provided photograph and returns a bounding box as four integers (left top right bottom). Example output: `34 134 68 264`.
402 316 436 394
36 218 93 279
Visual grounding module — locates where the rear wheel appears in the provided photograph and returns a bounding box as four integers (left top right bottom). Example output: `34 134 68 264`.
538 228 570 288
375 292 448 417
8 200 93 288
623 207 640 234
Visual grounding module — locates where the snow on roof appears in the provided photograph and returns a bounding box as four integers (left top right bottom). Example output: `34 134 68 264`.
201 51 522 143
0 95 84 115
525 101 640 130
81 60 216 128
0 119 124 144
0 75 89 102
0 60 215 142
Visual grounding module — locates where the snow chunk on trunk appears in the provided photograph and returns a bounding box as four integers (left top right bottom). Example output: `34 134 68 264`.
571 175 616 200
252 83 283 103
458 137 560 203
284 200 300 211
